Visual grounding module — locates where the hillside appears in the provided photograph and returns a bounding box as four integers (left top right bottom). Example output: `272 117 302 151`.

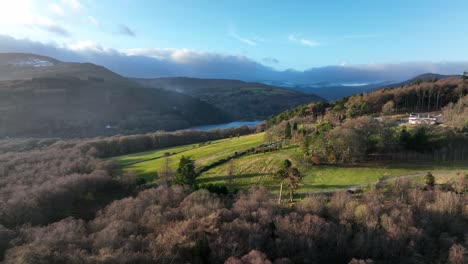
0 53 123 81
383 73 458 89
269 76 467 126
134 77 325 120
0 54 229 138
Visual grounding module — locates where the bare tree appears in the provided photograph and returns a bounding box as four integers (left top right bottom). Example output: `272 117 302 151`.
225 159 235 190
160 152 173 186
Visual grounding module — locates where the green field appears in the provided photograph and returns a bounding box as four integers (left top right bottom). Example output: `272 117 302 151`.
114 132 468 192
114 133 265 181
198 147 468 193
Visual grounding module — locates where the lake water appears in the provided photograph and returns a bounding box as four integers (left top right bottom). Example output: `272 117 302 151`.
189 121 262 131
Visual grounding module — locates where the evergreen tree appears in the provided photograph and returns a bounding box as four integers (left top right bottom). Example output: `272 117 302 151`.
274 159 302 203
285 122 292 139
399 128 411 149
172 156 196 186
425 171 435 188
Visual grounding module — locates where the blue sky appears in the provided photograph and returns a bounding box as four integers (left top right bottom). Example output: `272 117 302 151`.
1 0 468 70
0 0 467 82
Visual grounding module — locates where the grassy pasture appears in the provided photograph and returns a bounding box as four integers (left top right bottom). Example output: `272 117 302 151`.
114 133 265 182
113 132 468 192
198 147 468 193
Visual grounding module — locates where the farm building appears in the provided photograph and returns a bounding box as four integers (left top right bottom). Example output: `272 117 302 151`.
408 113 441 125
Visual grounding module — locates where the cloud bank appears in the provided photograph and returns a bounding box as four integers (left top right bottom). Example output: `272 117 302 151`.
0 34 467 84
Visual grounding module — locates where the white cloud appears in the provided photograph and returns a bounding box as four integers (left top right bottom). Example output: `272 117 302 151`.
1 34 467 83
0 0 35 25
0 1 69 36
48 3 65 16
61 0 81 10
288 34 320 47
67 40 110 53
230 32 257 46
252 35 269 42
122 48 246 64
88 16 99 26
25 16 70 36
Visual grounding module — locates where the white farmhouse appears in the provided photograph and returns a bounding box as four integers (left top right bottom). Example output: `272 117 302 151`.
408 113 441 125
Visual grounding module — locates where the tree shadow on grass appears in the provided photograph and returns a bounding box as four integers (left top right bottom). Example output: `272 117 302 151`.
300 183 351 190
197 173 269 183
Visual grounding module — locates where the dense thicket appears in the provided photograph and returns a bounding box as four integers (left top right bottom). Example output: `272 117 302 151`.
2 179 466 263
443 94 468 131
301 116 468 164
0 143 128 229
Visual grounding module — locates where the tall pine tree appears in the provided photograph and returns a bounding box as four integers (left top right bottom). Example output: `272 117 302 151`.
172 156 196 186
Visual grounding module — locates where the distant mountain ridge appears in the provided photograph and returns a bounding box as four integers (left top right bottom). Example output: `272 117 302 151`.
133 77 325 120
382 73 458 89
0 53 123 81
261 73 459 101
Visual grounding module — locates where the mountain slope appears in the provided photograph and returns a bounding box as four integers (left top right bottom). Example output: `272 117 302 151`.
264 73 459 101
0 54 229 138
134 77 325 120
286 82 393 100
381 73 458 89
268 76 467 126
0 53 123 81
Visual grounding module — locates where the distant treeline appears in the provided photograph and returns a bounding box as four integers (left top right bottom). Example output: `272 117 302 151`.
0 126 256 158
77 126 256 158
269 77 467 126
300 116 468 164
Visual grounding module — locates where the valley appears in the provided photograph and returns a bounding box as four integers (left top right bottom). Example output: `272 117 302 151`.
0 54 323 137
134 77 324 120
0 55 467 264
1 2 468 262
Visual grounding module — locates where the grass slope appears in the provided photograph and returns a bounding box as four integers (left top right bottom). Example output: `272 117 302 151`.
199 146 468 193
114 132 468 192
115 133 265 181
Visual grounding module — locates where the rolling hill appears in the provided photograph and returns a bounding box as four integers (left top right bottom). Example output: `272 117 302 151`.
0 53 123 81
0 53 229 138
263 73 459 101
133 77 325 120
